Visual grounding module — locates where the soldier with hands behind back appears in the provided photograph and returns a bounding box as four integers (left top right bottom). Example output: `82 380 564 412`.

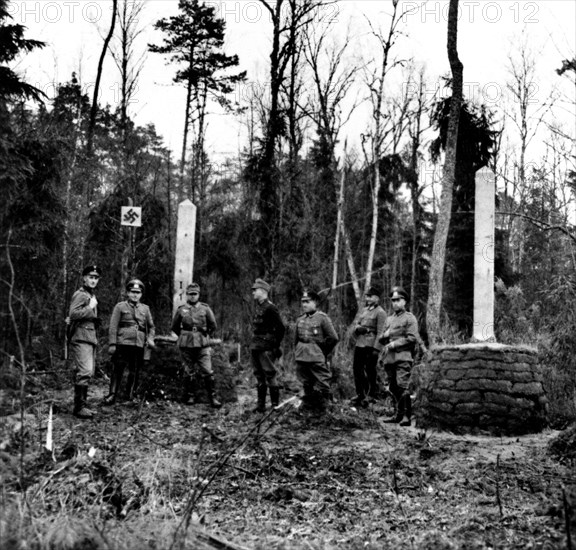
294 289 339 413
171 283 221 409
379 286 420 426
250 279 286 412
104 279 155 405
350 287 387 407
67 265 101 419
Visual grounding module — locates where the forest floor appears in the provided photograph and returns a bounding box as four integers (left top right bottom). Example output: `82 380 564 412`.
1 364 576 550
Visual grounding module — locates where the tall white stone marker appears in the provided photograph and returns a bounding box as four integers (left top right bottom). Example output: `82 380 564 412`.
173 199 197 315
472 167 496 342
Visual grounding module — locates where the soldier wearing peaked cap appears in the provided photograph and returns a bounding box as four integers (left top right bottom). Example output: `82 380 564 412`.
171 282 221 408
104 279 156 405
294 289 339 413
67 265 102 418
378 286 420 427
250 278 285 412
350 286 387 408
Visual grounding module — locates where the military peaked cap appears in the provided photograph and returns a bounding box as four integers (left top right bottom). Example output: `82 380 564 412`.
127 278 145 292
252 278 270 292
82 265 101 276
390 286 409 301
366 287 381 297
301 289 320 302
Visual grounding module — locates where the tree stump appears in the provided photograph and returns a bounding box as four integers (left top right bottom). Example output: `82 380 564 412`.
415 343 548 435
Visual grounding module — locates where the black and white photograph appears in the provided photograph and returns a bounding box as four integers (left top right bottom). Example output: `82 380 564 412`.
1 1 575 548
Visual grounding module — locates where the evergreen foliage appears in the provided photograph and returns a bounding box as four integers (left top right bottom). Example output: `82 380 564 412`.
430 96 500 336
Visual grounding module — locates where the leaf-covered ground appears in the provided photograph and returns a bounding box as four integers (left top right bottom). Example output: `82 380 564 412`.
1 374 575 550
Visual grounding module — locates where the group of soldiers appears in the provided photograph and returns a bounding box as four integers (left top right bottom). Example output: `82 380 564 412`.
67 266 421 426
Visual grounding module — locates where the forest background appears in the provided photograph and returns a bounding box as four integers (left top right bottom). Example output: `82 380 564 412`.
1 0 576 425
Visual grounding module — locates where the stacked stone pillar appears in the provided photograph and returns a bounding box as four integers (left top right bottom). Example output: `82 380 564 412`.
417 168 548 435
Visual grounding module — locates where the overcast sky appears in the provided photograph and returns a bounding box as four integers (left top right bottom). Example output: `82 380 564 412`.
10 0 576 162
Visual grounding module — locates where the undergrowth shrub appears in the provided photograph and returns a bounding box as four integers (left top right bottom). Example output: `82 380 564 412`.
495 277 576 428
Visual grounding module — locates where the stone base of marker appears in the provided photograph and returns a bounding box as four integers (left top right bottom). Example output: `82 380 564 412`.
415 343 548 435
139 339 238 404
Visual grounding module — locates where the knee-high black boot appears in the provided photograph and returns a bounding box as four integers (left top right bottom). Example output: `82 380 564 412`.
366 361 380 400
103 363 124 405
399 394 412 427
269 387 280 408
254 385 267 412
351 359 367 405
181 376 195 404
124 365 140 401
74 385 94 418
204 376 222 409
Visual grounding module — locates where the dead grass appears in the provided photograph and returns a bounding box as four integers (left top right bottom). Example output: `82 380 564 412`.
1 372 575 550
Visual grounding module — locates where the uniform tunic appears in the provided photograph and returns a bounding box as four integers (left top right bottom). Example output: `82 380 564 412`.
171 302 217 377
380 309 419 396
352 304 387 399
294 311 339 394
250 300 285 351
355 305 387 351
68 287 99 386
109 301 155 348
108 300 155 399
381 310 419 365
250 299 285 388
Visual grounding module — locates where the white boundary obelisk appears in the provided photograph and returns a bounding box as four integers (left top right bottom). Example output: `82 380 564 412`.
472 167 496 342
173 199 197 316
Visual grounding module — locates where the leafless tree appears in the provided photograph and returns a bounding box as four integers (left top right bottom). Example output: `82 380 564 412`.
110 0 147 149
500 37 556 272
302 21 359 299
426 0 463 344
86 0 118 162
405 64 432 314
359 1 405 298
255 0 325 273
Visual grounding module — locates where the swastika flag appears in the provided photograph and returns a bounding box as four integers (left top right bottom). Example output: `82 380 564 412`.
121 206 142 227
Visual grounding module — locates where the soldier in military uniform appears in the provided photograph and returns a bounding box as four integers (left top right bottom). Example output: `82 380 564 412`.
294 289 339 413
378 286 420 426
104 279 155 405
171 283 221 408
350 287 387 407
67 265 101 419
250 278 286 412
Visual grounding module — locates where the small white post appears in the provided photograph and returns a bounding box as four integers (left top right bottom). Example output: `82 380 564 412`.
45 404 53 452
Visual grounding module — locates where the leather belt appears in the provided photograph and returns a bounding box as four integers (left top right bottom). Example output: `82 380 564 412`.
119 322 145 332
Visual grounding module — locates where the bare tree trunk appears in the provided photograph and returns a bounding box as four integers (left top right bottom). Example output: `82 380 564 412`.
340 224 362 304
62 96 84 329
112 0 146 152
408 69 426 315
87 0 118 160
363 2 400 295
426 0 464 343
180 73 193 201
365 146 381 293
256 0 320 274
332 161 345 291
120 197 134 294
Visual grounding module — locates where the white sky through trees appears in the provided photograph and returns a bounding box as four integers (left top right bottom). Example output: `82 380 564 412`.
10 0 576 166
